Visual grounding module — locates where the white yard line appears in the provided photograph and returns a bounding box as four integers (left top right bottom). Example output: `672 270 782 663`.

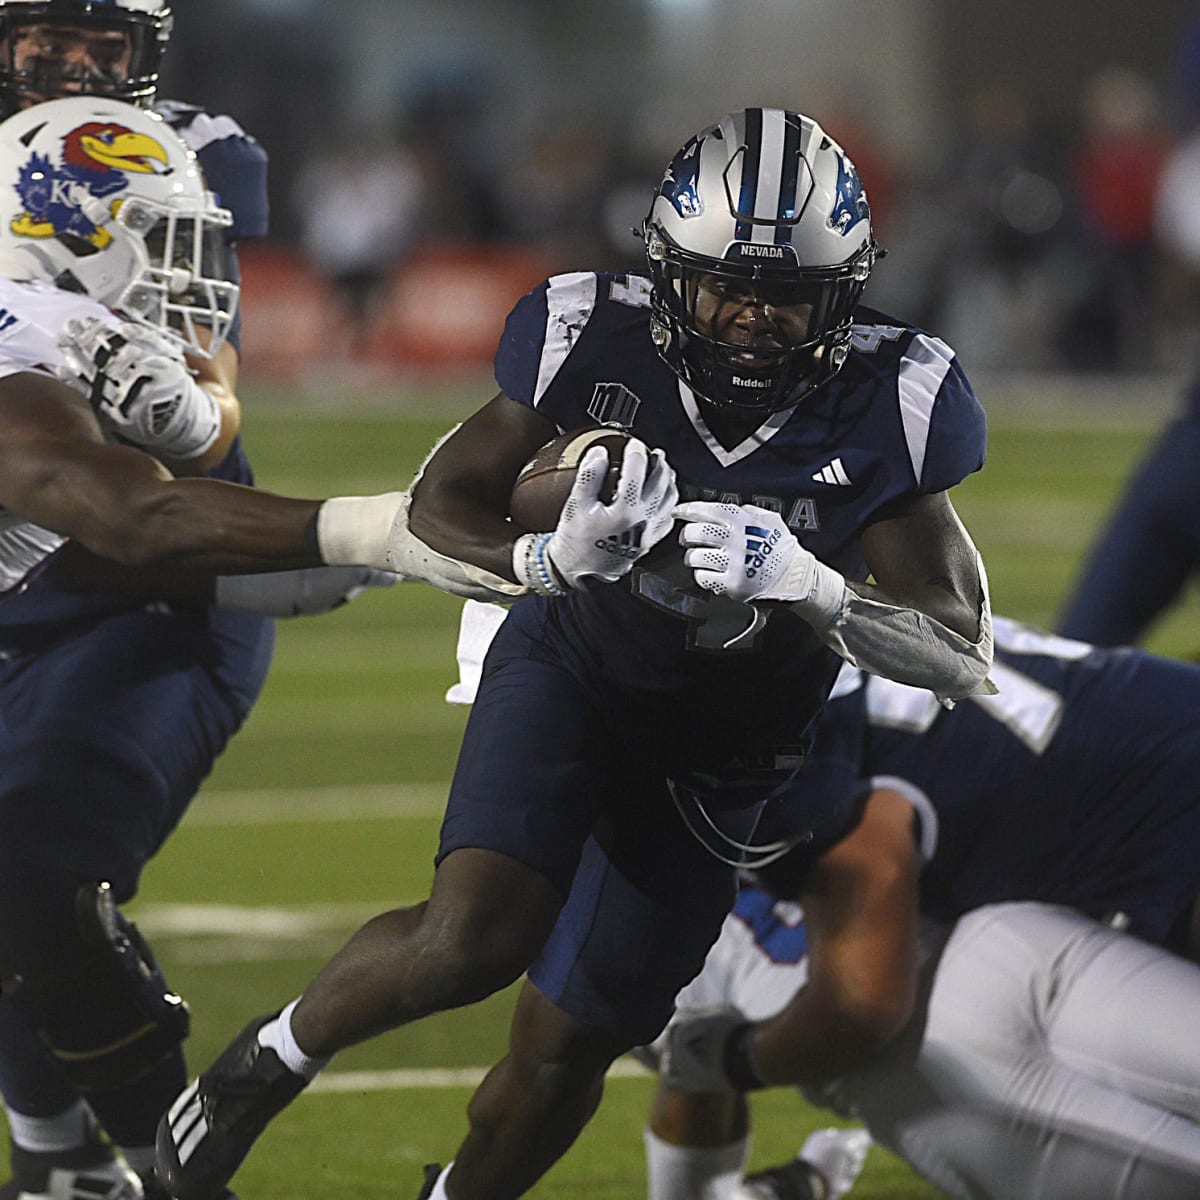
132 901 653 1093
309 1060 649 1094
185 783 448 825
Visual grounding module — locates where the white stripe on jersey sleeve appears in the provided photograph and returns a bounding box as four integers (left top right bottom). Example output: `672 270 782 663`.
868 774 940 863
533 272 598 407
163 109 250 154
896 333 955 488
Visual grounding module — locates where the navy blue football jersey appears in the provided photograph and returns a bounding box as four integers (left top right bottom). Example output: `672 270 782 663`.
800 617 1200 944
157 100 268 355
492 270 987 774
156 100 269 241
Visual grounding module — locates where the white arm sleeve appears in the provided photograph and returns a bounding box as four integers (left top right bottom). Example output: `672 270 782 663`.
213 565 397 617
806 551 996 705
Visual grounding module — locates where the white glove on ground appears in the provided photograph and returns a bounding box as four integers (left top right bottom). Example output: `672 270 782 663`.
660 1005 756 1094
797 1128 872 1200
675 500 845 627
56 316 221 459
214 565 399 617
514 439 678 593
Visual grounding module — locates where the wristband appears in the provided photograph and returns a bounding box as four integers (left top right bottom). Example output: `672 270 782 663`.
792 558 848 629
316 493 407 566
159 384 222 459
513 532 568 597
722 1022 767 1092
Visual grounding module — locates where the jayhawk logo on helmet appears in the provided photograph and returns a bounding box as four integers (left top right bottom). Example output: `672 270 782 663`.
11 120 170 250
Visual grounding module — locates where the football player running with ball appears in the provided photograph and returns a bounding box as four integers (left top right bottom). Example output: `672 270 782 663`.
155 108 994 1200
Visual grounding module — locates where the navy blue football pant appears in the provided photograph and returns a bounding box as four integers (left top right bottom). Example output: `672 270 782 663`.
1058 414 1200 646
0 605 272 1141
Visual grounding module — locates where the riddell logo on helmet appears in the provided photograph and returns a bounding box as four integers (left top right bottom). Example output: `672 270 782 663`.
732 376 770 388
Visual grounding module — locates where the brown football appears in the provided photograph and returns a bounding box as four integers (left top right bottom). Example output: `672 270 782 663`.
509 426 632 531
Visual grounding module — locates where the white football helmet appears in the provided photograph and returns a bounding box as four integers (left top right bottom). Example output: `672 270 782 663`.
0 0 171 116
644 108 878 412
0 95 237 356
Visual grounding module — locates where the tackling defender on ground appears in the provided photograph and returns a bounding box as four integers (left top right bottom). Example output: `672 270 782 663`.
650 618 1200 1199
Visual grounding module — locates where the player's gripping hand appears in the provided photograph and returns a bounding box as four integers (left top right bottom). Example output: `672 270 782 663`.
214 565 400 617
659 1005 762 1094
675 500 846 627
517 439 677 592
55 317 221 459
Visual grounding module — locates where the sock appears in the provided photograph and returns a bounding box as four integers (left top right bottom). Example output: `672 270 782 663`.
644 1128 749 1200
87 1046 186 1149
119 1145 156 1178
4 1100 94 1153
427 1161 455 1200
256 998 330 1081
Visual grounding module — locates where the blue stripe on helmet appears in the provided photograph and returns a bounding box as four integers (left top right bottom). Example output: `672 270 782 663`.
733 107 763 242
775 111 802 244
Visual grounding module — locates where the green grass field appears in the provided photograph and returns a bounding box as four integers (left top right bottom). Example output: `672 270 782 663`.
72 377 1200 1198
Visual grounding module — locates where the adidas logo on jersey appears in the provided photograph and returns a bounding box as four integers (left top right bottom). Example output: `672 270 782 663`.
811 457 852 486
594 520 647 559
743 525 783 577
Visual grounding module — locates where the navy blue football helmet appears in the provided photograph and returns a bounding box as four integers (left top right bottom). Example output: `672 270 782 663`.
644 108 878 412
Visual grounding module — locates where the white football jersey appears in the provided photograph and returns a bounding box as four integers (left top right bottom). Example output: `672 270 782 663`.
0 278 121 592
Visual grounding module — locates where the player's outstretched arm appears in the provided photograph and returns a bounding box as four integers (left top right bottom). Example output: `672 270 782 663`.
676 491 993 702
0 370 324 572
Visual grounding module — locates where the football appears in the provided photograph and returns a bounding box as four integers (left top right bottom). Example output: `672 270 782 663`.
509 426 632 530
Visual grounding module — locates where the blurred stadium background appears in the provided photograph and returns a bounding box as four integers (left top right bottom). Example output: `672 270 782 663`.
99 2 1200 1196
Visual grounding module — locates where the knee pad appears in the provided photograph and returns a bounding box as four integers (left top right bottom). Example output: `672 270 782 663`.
0 878 190 1091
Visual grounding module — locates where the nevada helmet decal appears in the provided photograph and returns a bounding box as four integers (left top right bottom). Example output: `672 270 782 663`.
11 120 171 250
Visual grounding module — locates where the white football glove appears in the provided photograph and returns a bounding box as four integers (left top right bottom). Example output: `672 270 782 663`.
659 1004 755 1094
213 565 400 617
514 439 677 592
675 501 846 628
56 317 221 459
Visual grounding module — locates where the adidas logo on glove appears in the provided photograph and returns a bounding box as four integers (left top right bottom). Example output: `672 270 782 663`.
743 525 783 578
594 520 647 559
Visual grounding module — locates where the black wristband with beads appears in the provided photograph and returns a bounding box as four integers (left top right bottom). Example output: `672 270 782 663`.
722 1021 767 1091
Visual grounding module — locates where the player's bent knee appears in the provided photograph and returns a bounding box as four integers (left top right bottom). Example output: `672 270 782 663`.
0 875 189 1091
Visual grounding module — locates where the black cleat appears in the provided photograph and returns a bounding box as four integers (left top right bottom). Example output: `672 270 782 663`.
415 1164 442 1200
140 1171 238 1200
0 1137 143 1200
155 1014 307 1200
735 1159 822 1200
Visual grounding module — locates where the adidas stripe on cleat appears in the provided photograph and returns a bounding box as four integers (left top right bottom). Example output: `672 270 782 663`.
155 1015 306 1200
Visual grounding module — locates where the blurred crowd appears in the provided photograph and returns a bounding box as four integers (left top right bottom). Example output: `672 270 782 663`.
160 5 1200 379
